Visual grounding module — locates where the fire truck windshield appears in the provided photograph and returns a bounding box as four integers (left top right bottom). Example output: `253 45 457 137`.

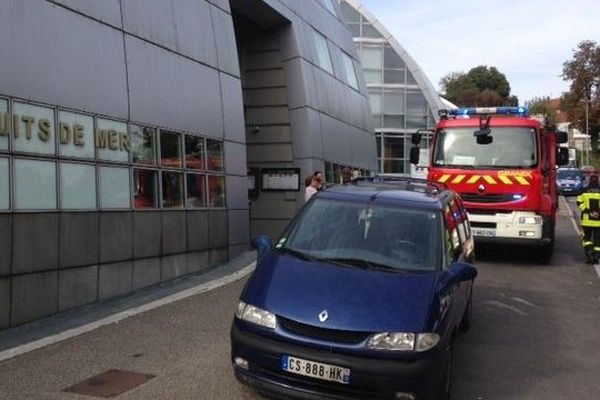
433 127 537 168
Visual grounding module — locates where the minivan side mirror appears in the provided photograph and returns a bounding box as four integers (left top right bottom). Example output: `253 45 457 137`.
251 235 273 262
447 262 478 283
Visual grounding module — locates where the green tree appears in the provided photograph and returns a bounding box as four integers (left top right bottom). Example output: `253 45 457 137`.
526 96 558 125
440 65 518 107
561 40 600 137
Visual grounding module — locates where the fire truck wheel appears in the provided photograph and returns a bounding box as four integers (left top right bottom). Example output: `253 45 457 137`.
538 219 555 264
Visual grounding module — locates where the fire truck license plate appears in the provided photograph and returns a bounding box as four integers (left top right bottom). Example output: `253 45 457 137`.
472 228 496 237
282 355 350 384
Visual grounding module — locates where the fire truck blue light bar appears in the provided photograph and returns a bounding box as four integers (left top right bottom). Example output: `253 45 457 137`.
447 107 529 117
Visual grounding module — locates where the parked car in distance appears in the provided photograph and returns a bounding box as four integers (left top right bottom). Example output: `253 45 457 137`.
231 177 477 400
556 167 585 195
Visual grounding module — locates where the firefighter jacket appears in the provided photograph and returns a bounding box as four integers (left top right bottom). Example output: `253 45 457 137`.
577 191 600 227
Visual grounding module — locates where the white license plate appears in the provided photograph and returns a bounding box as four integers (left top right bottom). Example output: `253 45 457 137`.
281 355 350 384
472 228 496 237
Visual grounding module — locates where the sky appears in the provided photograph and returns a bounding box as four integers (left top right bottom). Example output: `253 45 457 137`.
361 0 600 104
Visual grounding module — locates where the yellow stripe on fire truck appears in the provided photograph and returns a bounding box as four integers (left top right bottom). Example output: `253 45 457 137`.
437 174 530 185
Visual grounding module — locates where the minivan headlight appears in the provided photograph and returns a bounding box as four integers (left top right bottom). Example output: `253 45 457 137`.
235 301 277 330
367 332 440 352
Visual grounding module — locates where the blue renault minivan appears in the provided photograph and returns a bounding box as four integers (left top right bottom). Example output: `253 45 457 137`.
231 177 477 400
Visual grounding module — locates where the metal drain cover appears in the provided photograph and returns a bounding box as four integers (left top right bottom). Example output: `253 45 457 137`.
63 369 155 398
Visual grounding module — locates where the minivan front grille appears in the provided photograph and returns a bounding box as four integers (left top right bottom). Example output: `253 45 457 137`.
279 317 371 344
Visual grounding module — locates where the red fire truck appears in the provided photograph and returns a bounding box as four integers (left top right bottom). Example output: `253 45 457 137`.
413 107 569 263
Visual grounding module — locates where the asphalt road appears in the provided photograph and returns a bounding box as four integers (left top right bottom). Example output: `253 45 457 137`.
0 198 599 400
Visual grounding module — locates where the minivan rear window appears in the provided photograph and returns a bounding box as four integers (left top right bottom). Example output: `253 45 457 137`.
278 198 440 271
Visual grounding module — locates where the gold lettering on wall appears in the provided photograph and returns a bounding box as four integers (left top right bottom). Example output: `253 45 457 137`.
0 112 9 136
59 122 71 144
38 119 51 141
95 129 109 149
109 130 119 150
13 115 19 138
119 132 129 152
21 115 35 140
73 124 85 147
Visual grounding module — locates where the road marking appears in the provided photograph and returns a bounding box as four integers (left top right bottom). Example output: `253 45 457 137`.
482 300 528 316
0 262 256 363
594 264 600 280
560 195 582 235
510 297 537 307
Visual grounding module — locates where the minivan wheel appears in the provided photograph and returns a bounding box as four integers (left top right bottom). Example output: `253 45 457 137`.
439 343 453 400
459 289 473 333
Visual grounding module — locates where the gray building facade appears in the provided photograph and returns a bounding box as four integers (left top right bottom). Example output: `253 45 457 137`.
0 0 376 329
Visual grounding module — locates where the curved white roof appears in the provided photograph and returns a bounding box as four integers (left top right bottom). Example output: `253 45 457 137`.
343 0 444 115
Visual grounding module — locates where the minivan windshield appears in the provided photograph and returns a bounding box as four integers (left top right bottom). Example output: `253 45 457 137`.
278 198 440 272
433 127 538 168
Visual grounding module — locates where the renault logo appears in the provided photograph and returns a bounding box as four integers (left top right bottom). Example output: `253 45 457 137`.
478 184 486 193
318 310 329 322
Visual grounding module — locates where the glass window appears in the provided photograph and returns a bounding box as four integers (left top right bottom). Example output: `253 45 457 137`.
384 136 404 159
160 130 182 168
369 92 382 115
407 71 417 85
360 47 383 70
384 115 405 129
384 69 405 84
406 114 427 129
384 46 405 69
311 29 333 74
96 118 129 162
59 111 94 159
13 102 56 155
340 1 361 23
99 166 130 209
206 139 224 172
130 125 157 165
185 135 205 170
186 173 206 208
383 159 404 174
0 99 8 151
364 70 383 85
320 0 336 15
162 171 183 208
325 161 333 183
407 91 427 114
60 163 96 209
0 158 8 210
133 169 158 209
361 23 382 39
383 92 405 115
14 159 57 210
341 52 359 90
333 164 341 184
208 175 225 208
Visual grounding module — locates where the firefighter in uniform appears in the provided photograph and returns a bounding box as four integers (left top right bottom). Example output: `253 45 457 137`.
577 174 600 263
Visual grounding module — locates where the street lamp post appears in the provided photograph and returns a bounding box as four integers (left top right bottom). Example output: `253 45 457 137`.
585 96 589 166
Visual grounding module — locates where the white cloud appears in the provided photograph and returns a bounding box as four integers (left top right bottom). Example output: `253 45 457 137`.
362 0 600 102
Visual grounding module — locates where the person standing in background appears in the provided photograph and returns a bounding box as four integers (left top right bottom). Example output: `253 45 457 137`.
304 175 321 202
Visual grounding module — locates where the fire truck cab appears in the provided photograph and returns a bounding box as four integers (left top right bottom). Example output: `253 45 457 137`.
414 107 569 263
